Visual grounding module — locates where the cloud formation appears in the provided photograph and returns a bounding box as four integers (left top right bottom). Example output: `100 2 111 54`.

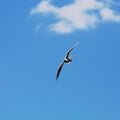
31 0 120 33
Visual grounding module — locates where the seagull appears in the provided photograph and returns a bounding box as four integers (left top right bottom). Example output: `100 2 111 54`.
56 42 79 80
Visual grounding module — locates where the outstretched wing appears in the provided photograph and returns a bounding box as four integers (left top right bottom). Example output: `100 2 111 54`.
56 61 65 80
66 42 79 59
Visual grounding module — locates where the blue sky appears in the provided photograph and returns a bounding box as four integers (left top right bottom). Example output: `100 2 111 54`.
0 0 120 120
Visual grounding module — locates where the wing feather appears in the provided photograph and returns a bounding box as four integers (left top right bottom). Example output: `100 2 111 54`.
56 61 65 80
66 42 79 59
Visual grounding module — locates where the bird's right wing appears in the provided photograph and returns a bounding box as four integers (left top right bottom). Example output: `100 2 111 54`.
66 47 74 59
66 42 79 59
56 61 65 80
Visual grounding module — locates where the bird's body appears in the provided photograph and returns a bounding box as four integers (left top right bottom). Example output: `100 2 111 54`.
56 42 79 80
64 57 72 63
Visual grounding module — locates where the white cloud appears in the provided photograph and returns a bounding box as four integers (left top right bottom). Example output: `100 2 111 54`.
30 0 120 34
100 8 120 22
31 0 57 15
50 21 74 34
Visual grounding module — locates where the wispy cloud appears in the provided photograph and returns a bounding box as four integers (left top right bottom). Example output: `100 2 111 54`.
100 8 120 22
30 0 120 34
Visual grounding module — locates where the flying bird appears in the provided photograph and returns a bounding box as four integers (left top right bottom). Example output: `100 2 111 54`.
56 42 79 80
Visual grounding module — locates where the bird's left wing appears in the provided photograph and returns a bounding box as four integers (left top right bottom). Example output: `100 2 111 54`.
56 61 65 80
